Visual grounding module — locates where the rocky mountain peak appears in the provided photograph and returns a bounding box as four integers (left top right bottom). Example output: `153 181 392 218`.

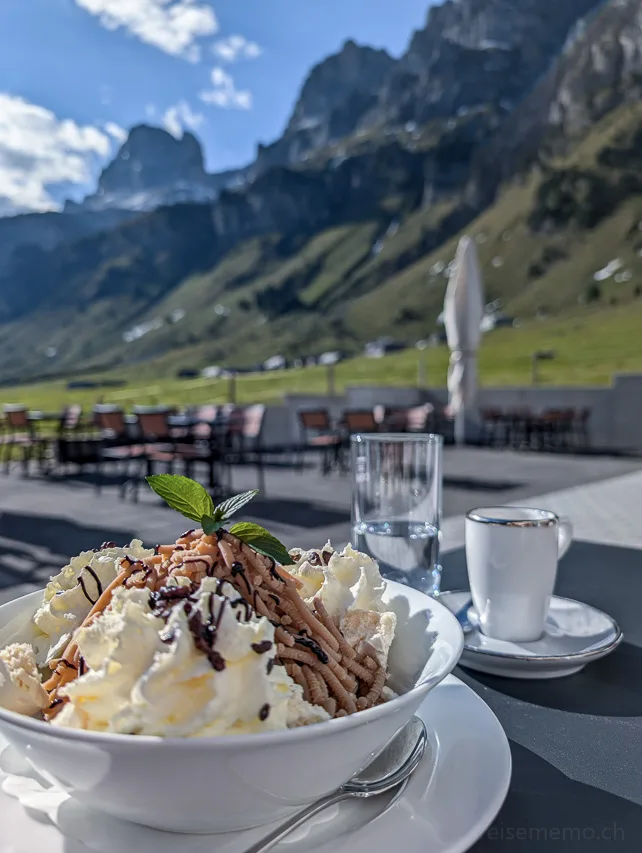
97 125 208 196
286 40 396 134
66 124 237 214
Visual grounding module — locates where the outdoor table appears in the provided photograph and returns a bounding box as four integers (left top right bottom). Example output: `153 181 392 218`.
441 540 642 851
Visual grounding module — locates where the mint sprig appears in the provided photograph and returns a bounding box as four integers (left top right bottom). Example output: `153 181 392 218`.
146 475 291 564
145 475 214 524
211 490 258 523
229 522 292 566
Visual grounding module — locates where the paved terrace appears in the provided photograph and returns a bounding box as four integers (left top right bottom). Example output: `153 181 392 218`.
0 448 640 605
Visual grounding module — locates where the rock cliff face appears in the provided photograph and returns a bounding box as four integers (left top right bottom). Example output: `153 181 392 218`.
253 40 396 171
547 0 642 137
369 0 604 126
468 0 637 205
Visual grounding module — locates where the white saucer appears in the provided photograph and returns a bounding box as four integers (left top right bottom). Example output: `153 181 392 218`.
0 675 510 853
439 591 623 679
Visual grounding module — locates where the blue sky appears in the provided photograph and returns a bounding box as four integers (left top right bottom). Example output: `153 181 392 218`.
0 0 430 214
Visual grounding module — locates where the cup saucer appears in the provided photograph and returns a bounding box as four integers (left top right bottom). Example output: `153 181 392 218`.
438 591 623 679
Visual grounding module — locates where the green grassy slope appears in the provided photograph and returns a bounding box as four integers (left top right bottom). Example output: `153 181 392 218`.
6 301 642 414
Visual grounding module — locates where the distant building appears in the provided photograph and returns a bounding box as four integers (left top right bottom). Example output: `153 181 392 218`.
364 338 407 358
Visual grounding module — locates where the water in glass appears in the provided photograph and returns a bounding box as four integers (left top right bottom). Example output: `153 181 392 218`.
351 433 443 596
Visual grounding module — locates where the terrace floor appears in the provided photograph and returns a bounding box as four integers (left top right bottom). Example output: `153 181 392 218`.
0 448 640 605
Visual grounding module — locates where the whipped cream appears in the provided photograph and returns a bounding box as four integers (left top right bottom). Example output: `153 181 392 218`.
0 643 49 715
288 543 387 621
341 609 397 669
54 580 328 736
33 540 154 665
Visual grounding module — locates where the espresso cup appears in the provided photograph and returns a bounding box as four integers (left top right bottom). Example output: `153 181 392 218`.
465 507 573 642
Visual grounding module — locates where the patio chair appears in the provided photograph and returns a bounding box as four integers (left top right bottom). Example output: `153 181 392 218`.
507 407 534 449
192 405 219 438
134 406 228 498
2 404 45 474
56 405 97 471
93 405 146 494
183 404 229 495
535 409 574 451
297 409 344 474
228 404 299 494
343 409 379 434
480 407 506 446
574 407 591 449
94 404 132 446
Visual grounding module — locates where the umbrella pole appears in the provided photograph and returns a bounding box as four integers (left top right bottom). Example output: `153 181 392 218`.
454 409 466 446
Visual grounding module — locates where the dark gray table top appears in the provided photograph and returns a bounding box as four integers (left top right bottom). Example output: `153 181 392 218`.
441 541 642 851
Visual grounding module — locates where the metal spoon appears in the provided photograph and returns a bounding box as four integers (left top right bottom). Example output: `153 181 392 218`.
243 716 427 853
453 597 474 632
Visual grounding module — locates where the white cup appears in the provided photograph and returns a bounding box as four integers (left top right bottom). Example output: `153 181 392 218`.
465 506 573 642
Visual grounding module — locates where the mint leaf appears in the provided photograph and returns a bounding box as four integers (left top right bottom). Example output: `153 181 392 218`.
146 475 214 524
229 522 292 566
202 516 223 536
212 490 259 522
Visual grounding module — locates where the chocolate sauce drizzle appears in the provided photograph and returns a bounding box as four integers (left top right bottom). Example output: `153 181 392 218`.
267 559 285 583
84 565 103 597
77 574 98 605
294 634 328 664
230 561 253 596
77 565 103 605
100 541 117 549
266 657 275 675
149 583 199 621
187 607 226 671
231 598 252 623
259 703 270 721
251 640 273 655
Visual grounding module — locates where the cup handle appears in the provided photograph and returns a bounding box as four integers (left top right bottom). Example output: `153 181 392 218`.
557 516 573 559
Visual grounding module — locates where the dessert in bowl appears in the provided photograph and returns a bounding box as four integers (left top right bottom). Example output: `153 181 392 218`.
0 478 463 833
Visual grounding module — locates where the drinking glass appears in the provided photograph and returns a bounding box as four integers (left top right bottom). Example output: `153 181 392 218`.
351 433 443 596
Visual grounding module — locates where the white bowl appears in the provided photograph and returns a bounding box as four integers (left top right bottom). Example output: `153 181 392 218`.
0 581 463 833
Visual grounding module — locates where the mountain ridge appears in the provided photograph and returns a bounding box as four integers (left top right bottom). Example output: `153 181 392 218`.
0 0 638 383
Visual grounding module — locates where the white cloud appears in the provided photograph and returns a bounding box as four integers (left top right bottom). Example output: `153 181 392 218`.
105 121 127 142
212 34 261 63
74 0 218 61
161 101 204 137
199 67 252 110
0 93 116 215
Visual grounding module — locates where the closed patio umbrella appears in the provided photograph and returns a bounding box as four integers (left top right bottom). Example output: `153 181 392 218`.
443 235 485 446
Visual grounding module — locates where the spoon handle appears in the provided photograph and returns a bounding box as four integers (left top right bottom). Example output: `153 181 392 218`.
242 790 347 853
